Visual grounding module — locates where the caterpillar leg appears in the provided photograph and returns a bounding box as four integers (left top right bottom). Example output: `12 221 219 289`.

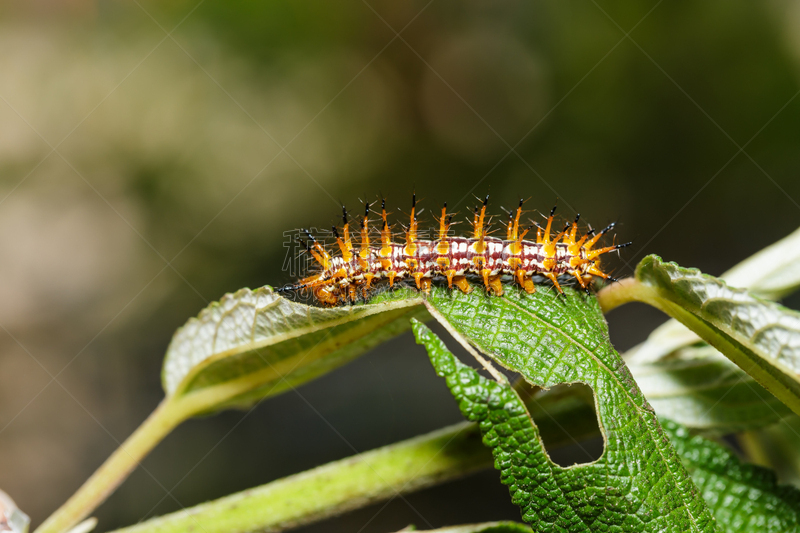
515 270 536 294
347 284 357 303
362 273 375 298
413 272 432 294
444 270 456 289
453 275 472 294
488 275 504 296
480 269 505 295
313 284 339 306
481 269 492 292
419 276 432 294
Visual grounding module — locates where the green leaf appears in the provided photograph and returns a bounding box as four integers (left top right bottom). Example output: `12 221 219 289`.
413 283 719 532
626 256 800 417
108 363 796 533
661 418 800 532
618 228 800 433
623 225 800 365
163 285 428 413
627 345 792 434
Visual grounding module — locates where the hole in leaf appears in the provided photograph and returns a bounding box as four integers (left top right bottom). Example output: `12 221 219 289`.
517 381 604 467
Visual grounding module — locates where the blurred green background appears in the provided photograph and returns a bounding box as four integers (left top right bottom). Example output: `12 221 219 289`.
2 0 800 531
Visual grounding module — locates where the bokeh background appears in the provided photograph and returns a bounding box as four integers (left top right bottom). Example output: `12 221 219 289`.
2 0 800 531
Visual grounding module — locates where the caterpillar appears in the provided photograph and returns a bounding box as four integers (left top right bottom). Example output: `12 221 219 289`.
278 194 629 306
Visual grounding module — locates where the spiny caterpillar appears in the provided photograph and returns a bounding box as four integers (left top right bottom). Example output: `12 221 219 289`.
279 194 629 306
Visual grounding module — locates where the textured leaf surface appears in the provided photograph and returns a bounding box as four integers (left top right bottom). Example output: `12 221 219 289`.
628 345 792 434
630 256 800 417
413 281 719 533
634 226 800 365
661 419 800 532
162 285 426 413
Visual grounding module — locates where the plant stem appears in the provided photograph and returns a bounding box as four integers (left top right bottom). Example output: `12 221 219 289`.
595 277 644 313
416 522 530 532
108 422 492 533
35 399 188 533
108 391 600 533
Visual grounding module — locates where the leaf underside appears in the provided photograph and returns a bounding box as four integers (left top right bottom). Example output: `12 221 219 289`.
634 256 800 418
623 227 800 433
162 285 427 414
631 226 800 365
414 282 718 533
629 345 792 434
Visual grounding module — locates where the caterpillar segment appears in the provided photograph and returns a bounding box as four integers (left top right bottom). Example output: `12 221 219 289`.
280 195 629 306
358 201 375 298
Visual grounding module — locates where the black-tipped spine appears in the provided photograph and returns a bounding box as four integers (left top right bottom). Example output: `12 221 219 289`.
600 222 616 235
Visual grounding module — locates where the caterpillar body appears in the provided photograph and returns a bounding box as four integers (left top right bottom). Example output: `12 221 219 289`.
279 195 629 306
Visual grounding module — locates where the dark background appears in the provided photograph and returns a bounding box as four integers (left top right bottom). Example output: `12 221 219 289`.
2 0 800 531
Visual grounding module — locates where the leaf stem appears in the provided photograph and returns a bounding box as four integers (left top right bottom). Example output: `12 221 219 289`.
107 422 492 533
104 386 599 533
595 277 645 313
35 398 189 533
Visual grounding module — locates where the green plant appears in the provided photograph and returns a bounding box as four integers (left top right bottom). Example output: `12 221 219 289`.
31 227 800 533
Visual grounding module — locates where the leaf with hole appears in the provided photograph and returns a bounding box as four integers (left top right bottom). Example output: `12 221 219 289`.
414 282 719 532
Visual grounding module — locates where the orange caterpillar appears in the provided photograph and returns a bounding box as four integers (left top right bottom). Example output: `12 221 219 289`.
279 195 629 306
